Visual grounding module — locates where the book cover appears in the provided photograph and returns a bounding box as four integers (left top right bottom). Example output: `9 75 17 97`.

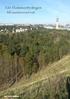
0 0 70 99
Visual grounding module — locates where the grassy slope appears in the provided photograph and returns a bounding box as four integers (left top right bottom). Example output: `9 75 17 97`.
0 55 70 97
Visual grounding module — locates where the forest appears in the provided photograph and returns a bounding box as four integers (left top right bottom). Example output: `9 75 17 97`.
0 29 70 90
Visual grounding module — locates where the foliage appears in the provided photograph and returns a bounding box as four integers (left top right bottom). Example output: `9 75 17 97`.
0 29 70 85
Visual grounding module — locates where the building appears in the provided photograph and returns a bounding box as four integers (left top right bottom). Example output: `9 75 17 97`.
16 28 28 33
56 18 59 29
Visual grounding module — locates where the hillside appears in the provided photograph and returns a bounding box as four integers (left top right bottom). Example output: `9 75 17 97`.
0 29 70 99
0 55 70 99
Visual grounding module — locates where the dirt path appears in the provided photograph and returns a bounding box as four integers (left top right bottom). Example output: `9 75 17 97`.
22 68 69 88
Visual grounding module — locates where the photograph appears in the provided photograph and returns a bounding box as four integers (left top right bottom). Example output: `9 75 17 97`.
0 0 70 99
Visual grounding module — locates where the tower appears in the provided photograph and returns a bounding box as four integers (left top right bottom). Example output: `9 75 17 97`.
56 18 59 29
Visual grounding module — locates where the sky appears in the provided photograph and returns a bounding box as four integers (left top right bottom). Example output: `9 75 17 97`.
0 0 70 24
